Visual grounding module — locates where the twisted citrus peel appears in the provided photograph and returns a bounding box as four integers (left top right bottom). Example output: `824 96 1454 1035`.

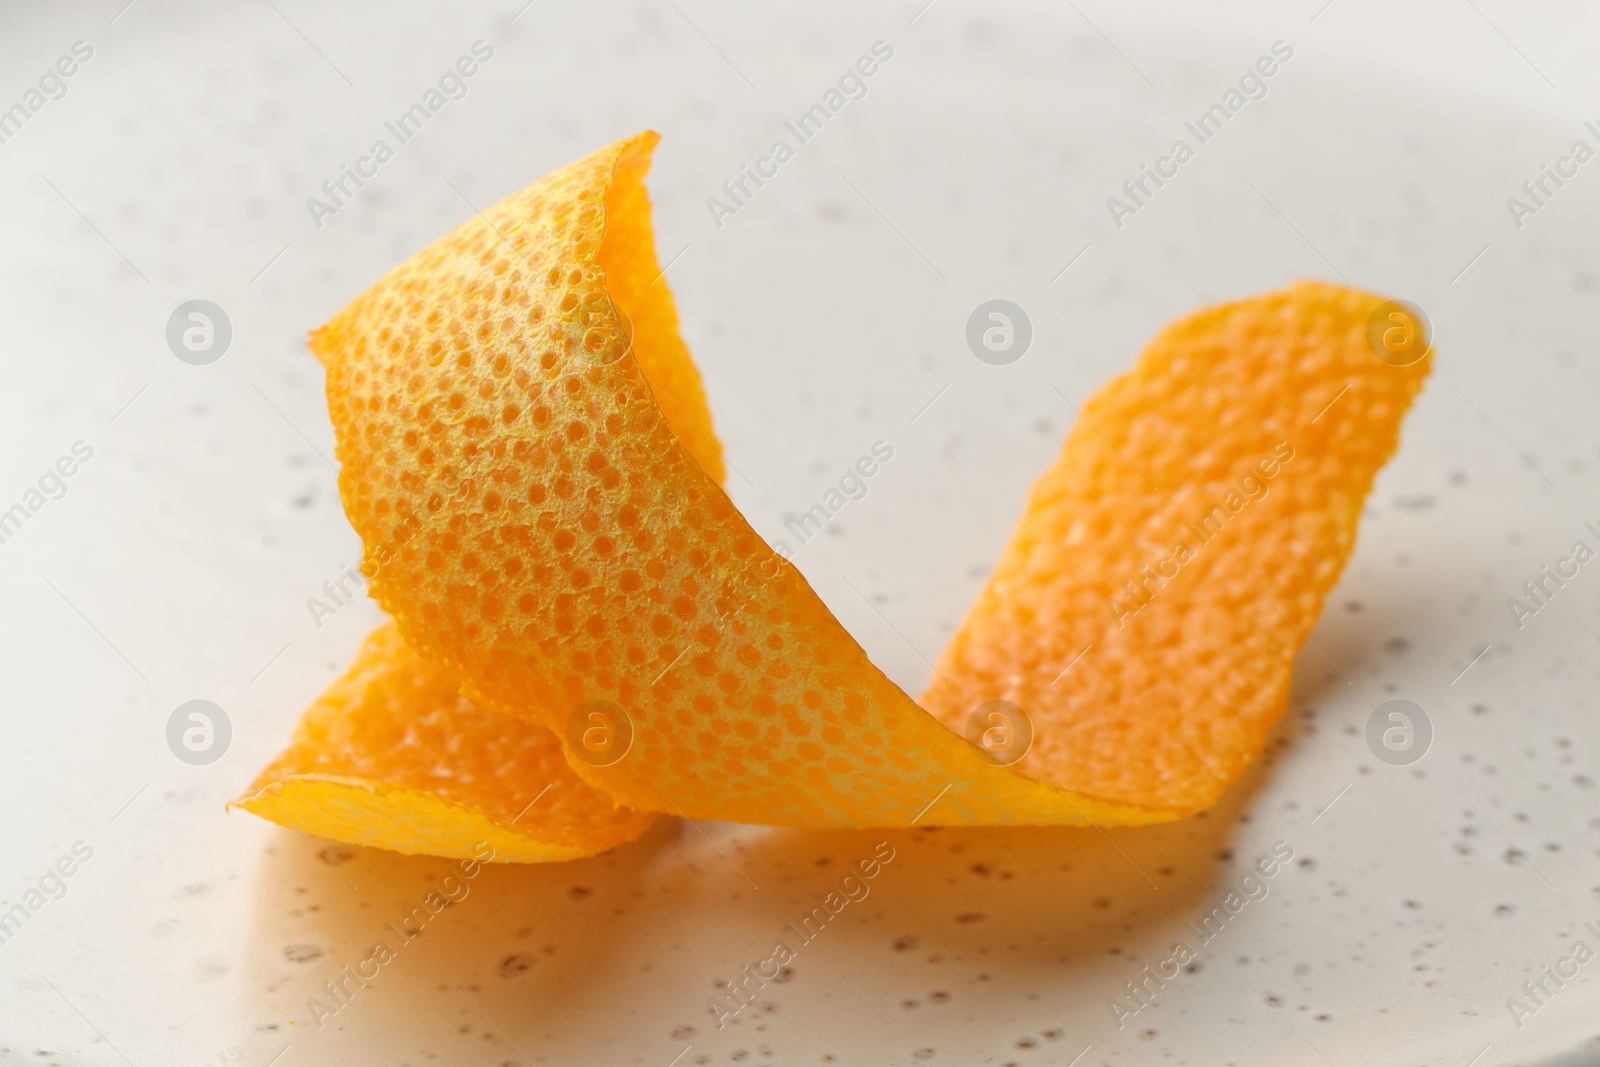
234 132 1432 861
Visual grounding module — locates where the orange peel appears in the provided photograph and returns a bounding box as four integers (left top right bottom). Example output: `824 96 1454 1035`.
236 131 1431 861
233 622 655 860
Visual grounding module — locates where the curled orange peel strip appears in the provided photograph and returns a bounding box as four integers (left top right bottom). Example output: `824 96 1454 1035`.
233 131 1432 861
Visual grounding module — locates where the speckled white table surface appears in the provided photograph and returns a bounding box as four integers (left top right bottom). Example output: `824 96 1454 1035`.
4 2 1600 1065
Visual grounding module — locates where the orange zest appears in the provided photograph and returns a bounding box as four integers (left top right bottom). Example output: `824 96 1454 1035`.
234 132 1432 861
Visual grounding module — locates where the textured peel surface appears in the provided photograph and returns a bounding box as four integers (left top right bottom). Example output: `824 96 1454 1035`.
922 286 1431 813
232 622 655 861
238 131 1430 860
